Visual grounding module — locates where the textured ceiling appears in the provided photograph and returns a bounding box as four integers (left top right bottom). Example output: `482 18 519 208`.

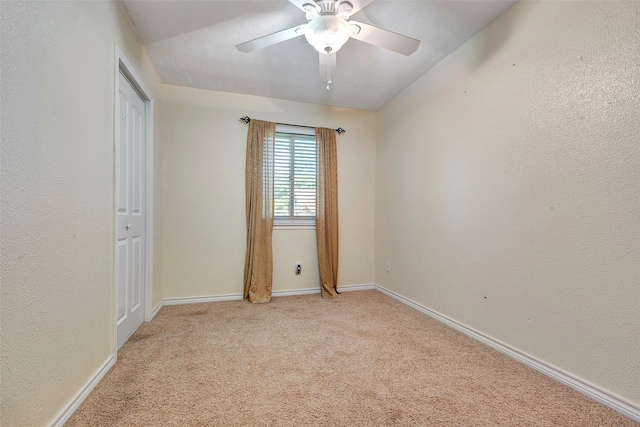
120 0 516 111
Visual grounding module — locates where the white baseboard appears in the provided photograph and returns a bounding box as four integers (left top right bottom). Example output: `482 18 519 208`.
162 284 375 306
273 283 375 296
150 300 164 319
163 293 244 306
338 283 375 292
374 285 640 422
273 288 320 297
49 355 116 427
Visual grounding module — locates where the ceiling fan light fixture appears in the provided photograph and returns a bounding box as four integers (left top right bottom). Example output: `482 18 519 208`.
336 1 353 18
302 2 320 20
304 15 351 54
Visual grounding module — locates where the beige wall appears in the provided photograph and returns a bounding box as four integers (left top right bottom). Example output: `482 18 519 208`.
0 2 164 425
376 1 639 406
162 85 376 298
3 0 638 424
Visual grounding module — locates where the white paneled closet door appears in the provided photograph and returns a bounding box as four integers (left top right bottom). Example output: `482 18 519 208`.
116 72 146 350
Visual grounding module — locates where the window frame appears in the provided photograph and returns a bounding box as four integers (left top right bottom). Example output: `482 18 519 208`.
273 125 317 230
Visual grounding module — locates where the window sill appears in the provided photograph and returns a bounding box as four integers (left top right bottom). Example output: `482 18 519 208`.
274 217 316 230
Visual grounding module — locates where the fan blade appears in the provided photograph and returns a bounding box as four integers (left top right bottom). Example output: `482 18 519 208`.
348 21 420 56
319 52 336 81
288 0 373 18
236 25 306 53
340 0 374 17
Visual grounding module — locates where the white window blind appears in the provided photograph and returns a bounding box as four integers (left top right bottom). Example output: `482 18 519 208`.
274 131 317 219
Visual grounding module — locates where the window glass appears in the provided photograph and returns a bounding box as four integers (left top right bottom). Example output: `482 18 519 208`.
274 132 317 220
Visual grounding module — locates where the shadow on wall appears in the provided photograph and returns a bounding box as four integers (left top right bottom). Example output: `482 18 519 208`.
462 1 522 72
378 1 521 122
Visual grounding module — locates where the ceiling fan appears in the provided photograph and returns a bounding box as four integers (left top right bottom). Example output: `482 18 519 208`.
236 0 420 91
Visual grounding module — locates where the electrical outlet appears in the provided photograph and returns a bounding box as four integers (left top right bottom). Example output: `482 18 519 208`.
295 262 301 275
386 261 391 273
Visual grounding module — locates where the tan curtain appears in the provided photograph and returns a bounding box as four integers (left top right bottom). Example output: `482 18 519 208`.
244 120 276 303
315 127 339 298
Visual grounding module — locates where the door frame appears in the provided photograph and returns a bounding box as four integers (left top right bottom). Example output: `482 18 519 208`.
113 45 155 353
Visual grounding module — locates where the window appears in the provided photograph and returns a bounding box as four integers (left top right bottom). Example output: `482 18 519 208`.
273 126 317 229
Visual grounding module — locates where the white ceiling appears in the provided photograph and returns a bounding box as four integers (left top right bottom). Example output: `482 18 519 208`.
120 0 516 111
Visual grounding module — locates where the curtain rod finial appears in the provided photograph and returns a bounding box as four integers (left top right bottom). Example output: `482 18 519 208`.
240 116 251 124
336 127 346 135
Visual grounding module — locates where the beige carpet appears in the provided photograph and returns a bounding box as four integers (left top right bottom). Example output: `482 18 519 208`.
68 290 638 426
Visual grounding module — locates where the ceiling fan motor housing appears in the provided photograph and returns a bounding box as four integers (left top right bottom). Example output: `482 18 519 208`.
304 0 353 18
304 15 351 54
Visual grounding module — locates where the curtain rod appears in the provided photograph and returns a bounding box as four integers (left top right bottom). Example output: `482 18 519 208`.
239 116 346 135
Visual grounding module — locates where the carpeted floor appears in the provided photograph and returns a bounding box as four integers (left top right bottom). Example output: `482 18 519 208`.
68 290 638 426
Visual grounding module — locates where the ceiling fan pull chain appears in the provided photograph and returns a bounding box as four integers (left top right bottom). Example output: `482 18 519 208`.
326 63 332 91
